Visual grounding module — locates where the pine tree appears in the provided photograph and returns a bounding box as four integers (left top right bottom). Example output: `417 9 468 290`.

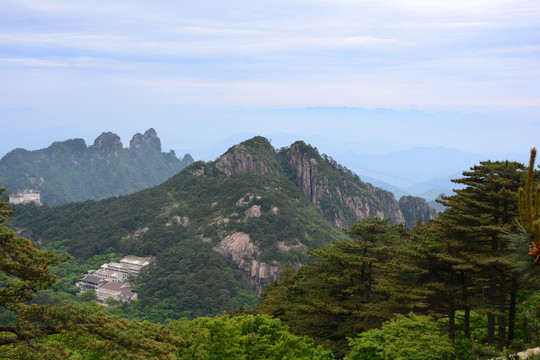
518 148 540 265
256 218 428 356
434 160 527 349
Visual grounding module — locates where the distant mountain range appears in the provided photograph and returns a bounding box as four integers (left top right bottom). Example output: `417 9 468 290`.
9 136 436 318
0 129 193 206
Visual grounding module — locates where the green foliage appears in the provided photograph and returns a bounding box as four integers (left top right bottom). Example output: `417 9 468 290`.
134 239 259 319
516 148 540 277
6 140 354 319
2 302 185 359
170 314 335 360
345 313 455 360
433 160 530 348
0 188 67 310
79 289 97 303
257 218 429 356
0 129 193 206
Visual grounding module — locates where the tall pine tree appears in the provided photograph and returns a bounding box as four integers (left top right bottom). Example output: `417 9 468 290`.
435 160 527 349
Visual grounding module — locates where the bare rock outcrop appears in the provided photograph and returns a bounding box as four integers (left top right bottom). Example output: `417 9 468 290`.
398 195 438 228
369 185 405 225
213 232 279 295
129 128 162 155
244 205 262 221
285 142 405 228
215 142 279 178
284 144 321 203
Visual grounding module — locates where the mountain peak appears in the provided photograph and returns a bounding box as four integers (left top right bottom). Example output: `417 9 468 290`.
288 140 321 160
226 136 274 155
215 136 280 177
129 128 162 153
91 132 123 155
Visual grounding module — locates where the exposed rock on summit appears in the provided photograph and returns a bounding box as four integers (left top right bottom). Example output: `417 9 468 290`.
284 141 406 228
129 128 162 154
398 195 438 228
0 128 193 206
244 205 262 221
215 137 281 178
90 132 123 158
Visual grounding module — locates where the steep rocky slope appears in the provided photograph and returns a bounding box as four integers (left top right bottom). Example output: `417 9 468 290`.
283 141 406 228
8 136 436 315
398 195 438 228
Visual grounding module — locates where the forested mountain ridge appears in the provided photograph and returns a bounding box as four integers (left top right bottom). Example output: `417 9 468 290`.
210 137 436 229
0 128 194 206
7 136 435 318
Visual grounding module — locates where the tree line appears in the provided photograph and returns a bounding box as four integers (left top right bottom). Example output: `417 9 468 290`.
255 152 540 358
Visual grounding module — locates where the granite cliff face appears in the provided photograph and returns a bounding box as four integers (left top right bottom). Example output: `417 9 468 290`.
214 232 279 295
215 137 281 178
129 128 162 155
284 141 405 228
399 195 438 228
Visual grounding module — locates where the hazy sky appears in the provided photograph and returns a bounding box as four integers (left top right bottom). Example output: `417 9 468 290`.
0 0 538 160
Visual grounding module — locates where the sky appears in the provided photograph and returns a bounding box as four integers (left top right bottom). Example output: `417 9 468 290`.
0 0 539 163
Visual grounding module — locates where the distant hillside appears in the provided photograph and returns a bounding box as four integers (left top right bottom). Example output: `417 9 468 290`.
0 128 193 206
8 136 435 318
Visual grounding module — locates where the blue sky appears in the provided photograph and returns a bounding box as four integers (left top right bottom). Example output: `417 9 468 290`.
0 0 539 161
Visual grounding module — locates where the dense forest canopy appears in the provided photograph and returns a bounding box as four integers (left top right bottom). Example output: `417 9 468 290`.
2 146 540 359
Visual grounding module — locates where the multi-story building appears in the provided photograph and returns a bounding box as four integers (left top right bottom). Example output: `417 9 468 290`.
92 268 129 282
9 189 42 205
76 274 106 291
96 282 138 303
75 256 151 303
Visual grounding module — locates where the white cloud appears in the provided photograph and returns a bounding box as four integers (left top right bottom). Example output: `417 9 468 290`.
0 0 538 111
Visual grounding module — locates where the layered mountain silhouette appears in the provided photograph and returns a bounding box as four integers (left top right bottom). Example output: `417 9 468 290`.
0 128 193 206
8 136 436 317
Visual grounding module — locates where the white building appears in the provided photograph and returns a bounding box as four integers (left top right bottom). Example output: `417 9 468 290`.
76 274 106 291
98 256 151 279
75 255 151 302
92 268 129 283
96 282 137 302
9 189 42 205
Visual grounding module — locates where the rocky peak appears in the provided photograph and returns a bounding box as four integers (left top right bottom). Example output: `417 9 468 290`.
284 142 406 228
215 136 280 177
181 153 194 164
49 138 87 153
369 186 405 225
398 195 438 228
90 132 123 157
284 142 320 203
129 128 162 154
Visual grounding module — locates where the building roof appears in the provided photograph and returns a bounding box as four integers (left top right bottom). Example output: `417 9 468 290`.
94 268 127 279
81 275 105 284
98 282 137 301
120 256 151 266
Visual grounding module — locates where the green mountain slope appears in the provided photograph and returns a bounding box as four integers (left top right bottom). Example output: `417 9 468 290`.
0 128 193 206
6 136 434 318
